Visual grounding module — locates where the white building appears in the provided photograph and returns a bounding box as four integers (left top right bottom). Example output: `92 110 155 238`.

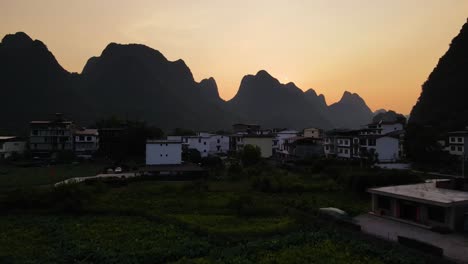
168 133 230 157
74 129 99 158
146 140 182 165
448 131 467 156
0 136 26 159
275 130 299 155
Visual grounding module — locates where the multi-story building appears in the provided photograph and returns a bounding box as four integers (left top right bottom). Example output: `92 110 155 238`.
146 140 182 165
74 128 99 158
324 122 405 162
448 131 468 156
0 136 26 159
29 113 75 155
303 128 323 139
168 132 230 157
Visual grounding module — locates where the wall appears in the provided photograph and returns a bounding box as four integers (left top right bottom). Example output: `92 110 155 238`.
0 141 26 158
146 143 182 165
376 137 400 162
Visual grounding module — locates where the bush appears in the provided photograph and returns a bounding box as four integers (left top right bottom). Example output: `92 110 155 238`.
240 145 261 167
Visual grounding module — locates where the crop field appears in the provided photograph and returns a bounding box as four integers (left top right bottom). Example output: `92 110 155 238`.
0 162 450 263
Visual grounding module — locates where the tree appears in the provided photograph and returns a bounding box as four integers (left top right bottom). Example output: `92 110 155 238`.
240 144 261 167
183 148 202 164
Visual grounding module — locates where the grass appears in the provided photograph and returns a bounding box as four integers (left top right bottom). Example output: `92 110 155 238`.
0 162 104 188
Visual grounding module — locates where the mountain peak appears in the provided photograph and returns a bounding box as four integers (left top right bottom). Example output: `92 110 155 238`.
199 77 222 101
339 91 365 104
1 32 33 46
256 70 273 79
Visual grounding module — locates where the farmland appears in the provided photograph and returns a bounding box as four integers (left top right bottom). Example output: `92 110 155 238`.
0 161 450 263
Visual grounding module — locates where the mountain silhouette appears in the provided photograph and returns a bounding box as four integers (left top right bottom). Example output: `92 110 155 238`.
0 32 375 133
328 91 373 128
409 20 468 131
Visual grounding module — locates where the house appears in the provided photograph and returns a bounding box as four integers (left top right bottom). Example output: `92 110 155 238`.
369 179 468 232
29 113 75 155
275 130 299 156
323 129 359 159
284 137 324 160
74 128 99 158
242 134 274 158
323 122 405 163
303 128 323 139
168 133 230 157
447 131 467 156
0 136 26 159
359 130 404 162
146 140 182 165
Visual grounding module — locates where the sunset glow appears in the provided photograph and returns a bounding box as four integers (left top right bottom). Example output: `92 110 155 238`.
1 0 467 114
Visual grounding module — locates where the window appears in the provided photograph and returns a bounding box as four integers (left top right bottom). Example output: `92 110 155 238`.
344 149 348 154
204 150 207 152
458 146 463 152
428 206 445 223
32 130 38 136
217 139 220 143
160 154 162 157
86 136 92 141
166 154 168 157
80 136 85 141
451 146 456 151
450 137 455 143
458 137 463 143
368 138 376 146
198 139 201 143
325 146 329 151
204 142 206 145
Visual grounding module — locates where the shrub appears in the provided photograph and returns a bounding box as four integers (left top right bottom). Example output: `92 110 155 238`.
240 145 261 167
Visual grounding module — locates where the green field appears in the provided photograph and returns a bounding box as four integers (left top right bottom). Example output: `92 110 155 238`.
0 162 449 263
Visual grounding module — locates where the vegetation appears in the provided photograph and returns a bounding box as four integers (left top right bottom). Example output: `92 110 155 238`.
0 158 444 263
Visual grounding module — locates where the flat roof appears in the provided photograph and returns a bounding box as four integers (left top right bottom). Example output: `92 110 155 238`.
0 136 22 141
147 140 181 144
369 180 468 206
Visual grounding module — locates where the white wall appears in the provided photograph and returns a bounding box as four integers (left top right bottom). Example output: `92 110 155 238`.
208 135 230 154
146 142 182 165
276 130 298 152
376 137 400 162
0 141 26 158
186 137 210 157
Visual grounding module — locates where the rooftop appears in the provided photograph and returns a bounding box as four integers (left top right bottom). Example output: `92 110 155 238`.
369 180 468 206
0 136 21 141
75 129 98 135
147 140 181 144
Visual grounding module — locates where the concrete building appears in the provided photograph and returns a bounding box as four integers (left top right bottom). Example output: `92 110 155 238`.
146 140 182 165
284 137 324 160
74 129 99 158
0 136 26 159
323 129 359 159
369 179 468 232
448 131 467 156
242 135 274 158
168 133 230 157
303 128 323 139
275 130 299 156
29 113 75 155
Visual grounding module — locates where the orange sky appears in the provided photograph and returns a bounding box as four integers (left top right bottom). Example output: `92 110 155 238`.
1 0 467 114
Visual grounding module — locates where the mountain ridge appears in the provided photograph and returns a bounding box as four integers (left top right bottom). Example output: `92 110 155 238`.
0 32 375 133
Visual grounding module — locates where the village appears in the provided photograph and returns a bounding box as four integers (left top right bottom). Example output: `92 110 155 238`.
1 112 468 262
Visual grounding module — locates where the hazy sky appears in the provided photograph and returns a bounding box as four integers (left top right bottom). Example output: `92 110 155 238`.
1 0 467 114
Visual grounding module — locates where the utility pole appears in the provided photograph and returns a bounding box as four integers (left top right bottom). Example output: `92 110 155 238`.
463 151 465 178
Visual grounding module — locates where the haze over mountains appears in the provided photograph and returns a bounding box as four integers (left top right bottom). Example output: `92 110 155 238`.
0 32 375 134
